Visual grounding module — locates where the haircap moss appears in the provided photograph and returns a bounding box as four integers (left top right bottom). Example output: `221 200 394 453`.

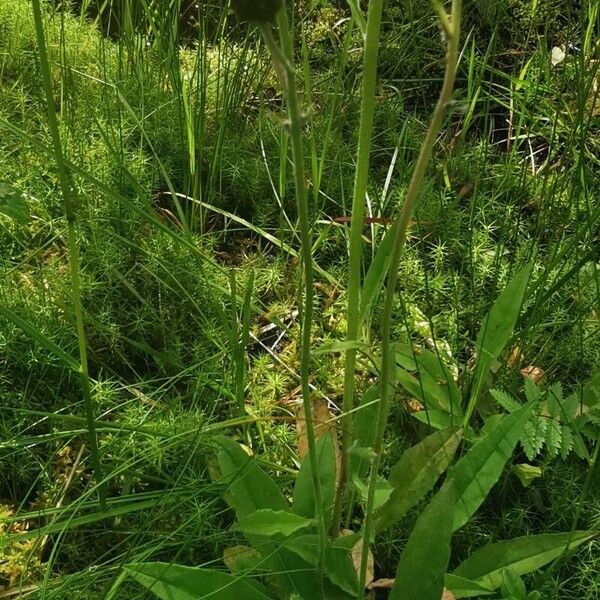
231 0 283 23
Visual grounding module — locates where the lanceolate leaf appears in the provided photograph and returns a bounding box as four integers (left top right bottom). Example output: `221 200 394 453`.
125 563 274 600
470 265 533 408
444 574 495 598
235 509 312 538
449 404 533 531
215 436 287 517
375 427 463 532
293 433 336 528
395 367 454 414
389 481 457 600
453 530 597 590
396 344 462 415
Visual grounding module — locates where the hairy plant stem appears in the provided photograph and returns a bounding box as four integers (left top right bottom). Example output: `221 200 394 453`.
31 0 106 510
331 0 385 537
260 7 327 563
357 1 463 595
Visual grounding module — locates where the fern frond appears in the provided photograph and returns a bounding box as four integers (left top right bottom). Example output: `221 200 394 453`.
545 419 562 459
490 388 521 413
522 417 547 460
524 377 541 403
559 425 574 460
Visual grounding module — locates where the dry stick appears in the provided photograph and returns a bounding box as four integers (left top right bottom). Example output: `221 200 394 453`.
30 0 106 510
357 0 463 596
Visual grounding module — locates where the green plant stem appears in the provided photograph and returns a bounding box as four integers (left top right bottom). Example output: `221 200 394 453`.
260 7 327 562
331 0 386 537
357 1 463 595
31 0 106 509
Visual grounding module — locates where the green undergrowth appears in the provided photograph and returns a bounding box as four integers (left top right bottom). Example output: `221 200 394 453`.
0 0 599 598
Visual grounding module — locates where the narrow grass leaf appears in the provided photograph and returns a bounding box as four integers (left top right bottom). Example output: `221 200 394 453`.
0 305 79 370
358 222 397 325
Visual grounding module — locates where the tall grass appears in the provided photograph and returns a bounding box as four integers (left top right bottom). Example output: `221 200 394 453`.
0 0 599 597
30 0 106 509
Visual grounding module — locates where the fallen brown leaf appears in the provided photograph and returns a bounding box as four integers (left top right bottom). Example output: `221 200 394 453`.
520 365 546 385
507 345 525 368
407 398 424 413
367 578 395 590
295 396 337 460
442 588 457 600
340 529 375 589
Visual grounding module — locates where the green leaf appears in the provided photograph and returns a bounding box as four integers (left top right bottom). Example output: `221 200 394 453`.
346 0 367 40
222 546 263 574
396 344 462 414
524 377 541 403
522 417 547 461
444 574 495 598
500 567 527 599
352 474 392 510
125 563 273 600
235 509 312 538
375 427 463 532
359 221 398 325
582 372 600 407
411 410 475 439
449 404 533 531
470 265 533 408
389 481 457 600
215 439 342 598
491 389 522 413
313 340 369 355
512 463 542 488
285 535 359 596
293 433 336 528
350 385 379 480
0 183 29 224
396 364 455 414
453 530 597 590
215 437 287 517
